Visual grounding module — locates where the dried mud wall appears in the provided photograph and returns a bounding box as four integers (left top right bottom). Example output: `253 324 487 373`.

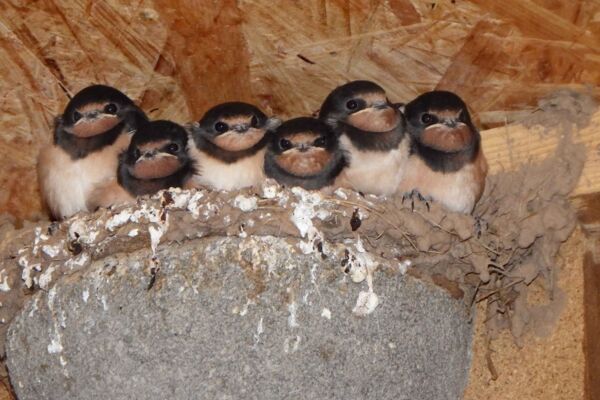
2 0 600 221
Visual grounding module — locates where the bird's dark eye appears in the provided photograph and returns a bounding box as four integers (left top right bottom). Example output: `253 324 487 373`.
73 111 83 122
104 103 118 114
421 113 437 125
214 121 229 133
250 115 259 128
313 137 327 147
279 138 293 150
346 100 358 110
166 143 179 153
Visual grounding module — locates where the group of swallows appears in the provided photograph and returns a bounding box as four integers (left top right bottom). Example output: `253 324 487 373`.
38 80 487 221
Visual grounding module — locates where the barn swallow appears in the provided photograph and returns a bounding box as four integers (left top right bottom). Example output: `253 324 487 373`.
398 90 488 214
319 80 409 195
88 120 196 210
189 102 281 191
264 117 347 190
37 84 147 219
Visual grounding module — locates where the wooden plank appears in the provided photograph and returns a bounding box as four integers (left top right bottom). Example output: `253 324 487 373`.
583 234 600 400
481 108 600 197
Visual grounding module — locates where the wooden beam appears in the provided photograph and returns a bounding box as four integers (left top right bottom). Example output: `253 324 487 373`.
481 108 600 197
578 199 600 400
584 236 600 400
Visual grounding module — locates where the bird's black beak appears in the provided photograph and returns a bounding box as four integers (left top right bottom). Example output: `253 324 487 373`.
372 101 389 110
298 144 309 152
232 124 249 133
443 119 458 128
139 150 157 161
86 110 100 119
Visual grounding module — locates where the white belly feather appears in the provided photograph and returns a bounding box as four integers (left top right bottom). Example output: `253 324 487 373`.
38 134 131 219
190 146 266 191
339 135 409 195
398 155 479 214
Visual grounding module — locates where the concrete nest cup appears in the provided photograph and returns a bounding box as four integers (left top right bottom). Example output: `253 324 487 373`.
5 184 475 400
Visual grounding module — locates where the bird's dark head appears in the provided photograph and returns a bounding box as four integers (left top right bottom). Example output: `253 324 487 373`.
62 84 143 138
268 117 339 177
124 120 191 180
319 80 402 133
404 90 477 153
191 102 280 153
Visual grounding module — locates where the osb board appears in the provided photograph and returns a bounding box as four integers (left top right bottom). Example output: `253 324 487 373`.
0 386 11 400
1 0 600 221
464 228 585 400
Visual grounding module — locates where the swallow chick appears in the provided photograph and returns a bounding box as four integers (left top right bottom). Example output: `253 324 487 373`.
398 90 488 214
319 80 409 195
88 120 196 210
264 117 347 191
37 84 147 220
189 102 281 191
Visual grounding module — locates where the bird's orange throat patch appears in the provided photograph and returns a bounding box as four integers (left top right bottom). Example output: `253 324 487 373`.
131 155 182 180
420 124 474 153
276 148 332 176
211 128 265 152
347 107 400 133
69 115 121 138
